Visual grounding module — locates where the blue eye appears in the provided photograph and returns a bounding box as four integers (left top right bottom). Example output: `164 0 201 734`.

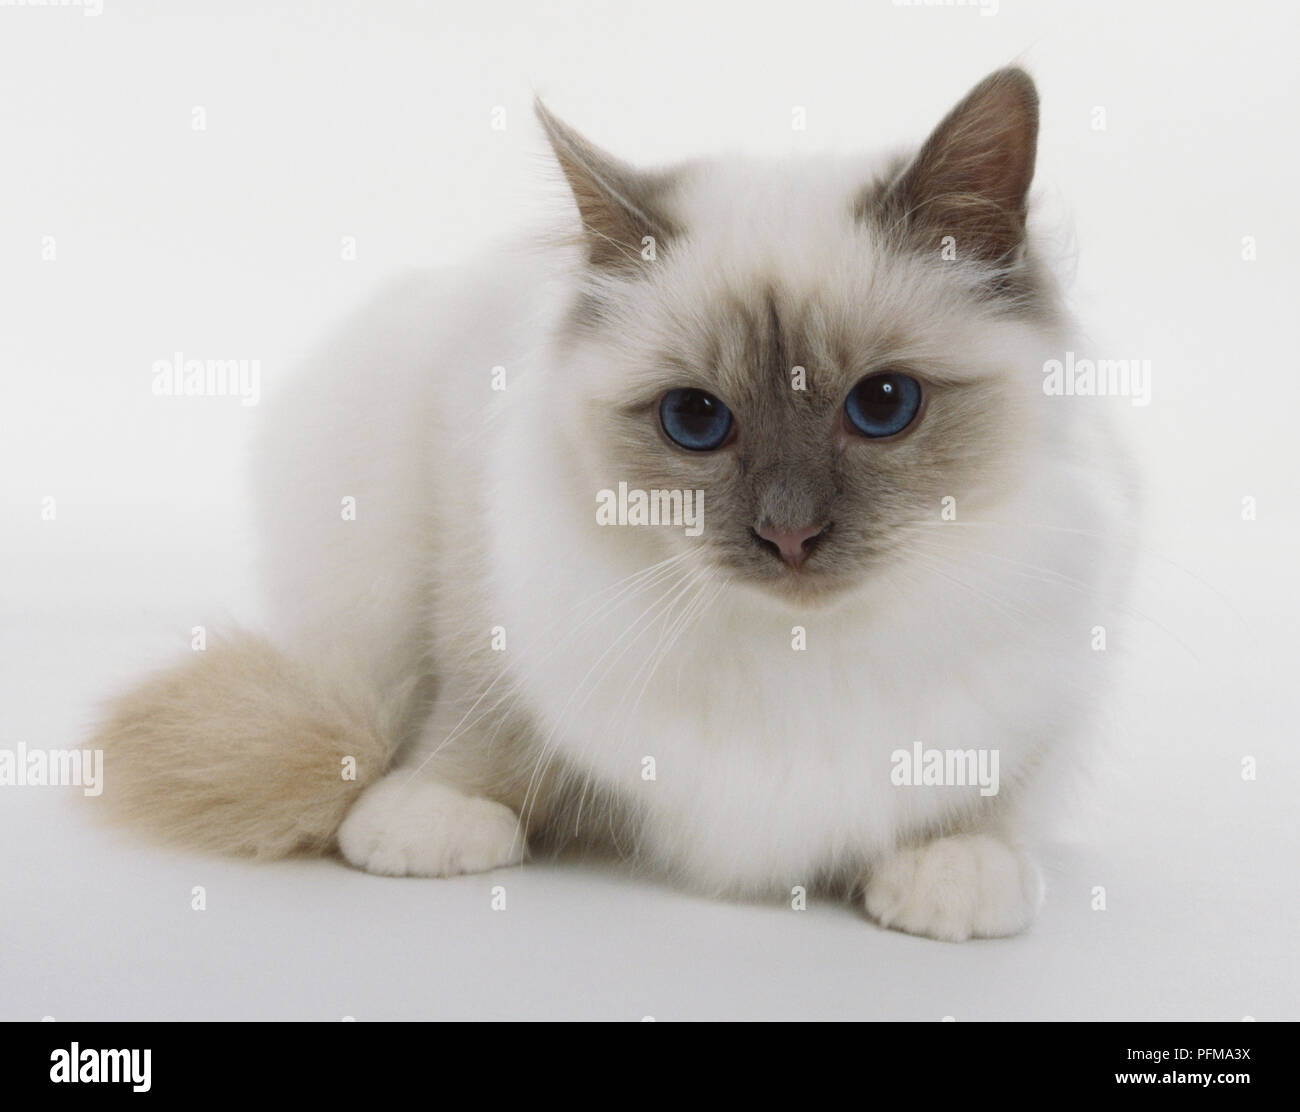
659 388 733 451
844 373 922 438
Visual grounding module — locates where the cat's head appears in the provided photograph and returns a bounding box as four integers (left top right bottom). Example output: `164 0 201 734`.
539 69 1065 607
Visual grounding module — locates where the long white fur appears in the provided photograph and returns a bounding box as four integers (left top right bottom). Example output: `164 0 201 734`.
248 154 1134 939
92 103 1134 943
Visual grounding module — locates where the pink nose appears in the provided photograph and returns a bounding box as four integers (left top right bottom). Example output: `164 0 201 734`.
754 521 828 569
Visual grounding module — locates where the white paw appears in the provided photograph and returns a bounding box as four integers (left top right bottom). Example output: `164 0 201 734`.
863 834 1043 942
337 773 525 877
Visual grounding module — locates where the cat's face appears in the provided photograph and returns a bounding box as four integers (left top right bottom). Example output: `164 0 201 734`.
541 69 1059 606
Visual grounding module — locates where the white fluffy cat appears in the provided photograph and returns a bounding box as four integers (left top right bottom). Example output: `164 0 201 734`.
96 68 1134 942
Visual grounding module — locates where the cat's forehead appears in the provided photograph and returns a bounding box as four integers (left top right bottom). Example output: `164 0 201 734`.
675 283 878 404
570 156 1051 401
636 243 1007 398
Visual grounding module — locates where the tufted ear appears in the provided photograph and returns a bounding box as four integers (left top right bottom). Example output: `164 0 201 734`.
878 67 1039 264
535 99 679 271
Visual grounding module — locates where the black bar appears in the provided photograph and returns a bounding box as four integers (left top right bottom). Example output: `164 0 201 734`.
1 1021 1288 1099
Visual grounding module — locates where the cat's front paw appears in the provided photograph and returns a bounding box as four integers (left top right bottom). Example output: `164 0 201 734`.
863 833 1043 942
337 772 525 877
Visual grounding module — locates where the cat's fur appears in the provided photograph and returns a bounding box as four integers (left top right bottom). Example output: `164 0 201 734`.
94 68 1135 941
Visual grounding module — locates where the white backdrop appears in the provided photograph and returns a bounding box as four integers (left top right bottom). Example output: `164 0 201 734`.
1 0 1297 1019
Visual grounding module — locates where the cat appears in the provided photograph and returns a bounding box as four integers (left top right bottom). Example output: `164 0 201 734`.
94 67 1136 942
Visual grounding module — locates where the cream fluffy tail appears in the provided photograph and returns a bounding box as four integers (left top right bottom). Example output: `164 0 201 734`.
92 634 395 859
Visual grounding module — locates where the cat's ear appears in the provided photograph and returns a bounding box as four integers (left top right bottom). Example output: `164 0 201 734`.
876 67 1039 265
535 99 677 272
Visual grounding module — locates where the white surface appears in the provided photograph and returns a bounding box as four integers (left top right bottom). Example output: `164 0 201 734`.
2 1 1298 1020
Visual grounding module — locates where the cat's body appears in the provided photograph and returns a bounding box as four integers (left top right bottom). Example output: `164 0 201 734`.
96 70 1136 941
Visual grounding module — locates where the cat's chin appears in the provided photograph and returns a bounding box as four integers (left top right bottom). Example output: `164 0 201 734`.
734 565 869 611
